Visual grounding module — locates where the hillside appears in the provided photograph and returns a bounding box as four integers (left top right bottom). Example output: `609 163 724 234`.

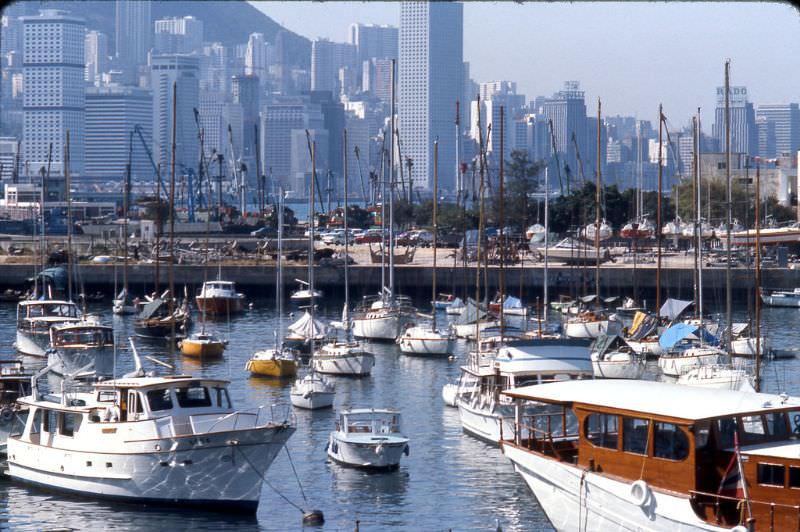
4 0 310 68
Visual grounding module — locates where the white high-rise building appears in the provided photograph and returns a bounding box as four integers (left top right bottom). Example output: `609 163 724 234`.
399 1 463 192
85 30 109 85
150 55 200 174
22 10 86 175
244 32 273 88
154 16 203 55
115 1 151 67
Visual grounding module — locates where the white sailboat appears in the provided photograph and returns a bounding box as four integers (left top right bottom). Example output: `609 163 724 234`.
590 334 645 380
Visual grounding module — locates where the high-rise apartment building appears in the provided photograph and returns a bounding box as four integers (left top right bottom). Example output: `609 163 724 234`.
541 81 588 183
399 1 463 191
115 1 151 67
150 55 200 174
756 103 800 157
85 30 109 85
85 85 152 179
756 116 777 160
232 75 260 166
244 32 273 88
310 39 356 94
713 85 757 158
154 16 203 55
22 10 86 175
259 97 321 189
198 93 242 161
200 42 229 95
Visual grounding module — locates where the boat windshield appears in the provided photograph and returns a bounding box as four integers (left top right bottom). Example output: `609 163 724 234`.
345 412 401 434
715 411 793 448
28 303 78 318
53 328 113 346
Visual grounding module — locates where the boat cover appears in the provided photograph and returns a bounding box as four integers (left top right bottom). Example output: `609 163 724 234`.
288 310 327 338
502 296 524 309
658 322 718 349
628 311 658 340
592 334 627 356
138 298 165 320
659 298 693 321
453 298 487 325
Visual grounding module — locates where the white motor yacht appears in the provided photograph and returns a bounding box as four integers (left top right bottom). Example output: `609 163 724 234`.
47 319 115 378
7 365 294 512
327 409 409 469
16 300 82 357
289 279 323 304
290 372 335 409
453 338 593 444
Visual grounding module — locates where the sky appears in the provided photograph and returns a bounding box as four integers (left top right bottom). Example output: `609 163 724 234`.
252 1 800 131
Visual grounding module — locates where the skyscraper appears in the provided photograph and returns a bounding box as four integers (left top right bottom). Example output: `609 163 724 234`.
310 39 356 94
150 55 200 174
713 85 757 157
115 1 151 67
154 16 203 55
399 1 463 191
232 75 260 166
542 81 588 184
756 103 800 157
84 30 109 85
85 85 152 179
349 23 398 64
22 9 86 175
244 32 273 88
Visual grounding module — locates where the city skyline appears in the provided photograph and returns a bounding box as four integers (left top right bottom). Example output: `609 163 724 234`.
254 1 800 129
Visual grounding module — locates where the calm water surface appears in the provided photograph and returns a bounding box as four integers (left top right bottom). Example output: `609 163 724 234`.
0 298 799 531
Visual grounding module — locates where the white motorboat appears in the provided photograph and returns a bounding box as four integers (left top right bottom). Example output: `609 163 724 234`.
590 335 645 380
397 325 454 355
676 363 755 391
47 320 115 378
761 288 800 307
289 280 323 304
0 360 32 454
351 295 415 341
196 280 246 315
290 372 335 409
15 300 82 357
564 312 623 339
500 379 800 531
454 338 593 444
534 238 611 265
7 352 295 512
312 341 375 376
326 409 409 469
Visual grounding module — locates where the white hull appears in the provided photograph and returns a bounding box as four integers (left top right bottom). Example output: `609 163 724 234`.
677 366 755 391
453 320 499 339
730 336 770 357
312 343 375 376
15 331 48 358
327 434 407 469
626 339 664 357
502 444 725 532
761 293 800 307
352 314 404 340
7 424 294 511
564 319 622 339
457 399 515 444
47 346 115 378
591 359 645 380
397 327 453 355
290 389 335 409
658 350 724 377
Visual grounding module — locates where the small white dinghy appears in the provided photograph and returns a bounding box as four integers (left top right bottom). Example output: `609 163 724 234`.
327 409 409 470
290 372 335 410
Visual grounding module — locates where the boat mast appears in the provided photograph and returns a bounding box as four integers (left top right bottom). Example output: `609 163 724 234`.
724 59 733 351
388 58 396 300
499 106 505 337
697 108 704 323
343 129 351 338
277 185 284 348
168 81 177 345
754 161 761 391
310 141 316 319
692 116 699 316
124 132 132 305
65 131 73 303
656 103 663 313
433 139 439 333
474 94 485 345
594 98 601 299
455 100 461 203
543 167 549 324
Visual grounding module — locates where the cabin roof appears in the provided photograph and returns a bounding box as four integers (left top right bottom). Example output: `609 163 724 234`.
503 380 800 421
18 300 75 307
94 375 230 389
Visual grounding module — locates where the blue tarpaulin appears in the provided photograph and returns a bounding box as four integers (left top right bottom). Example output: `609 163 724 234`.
658 322 718 350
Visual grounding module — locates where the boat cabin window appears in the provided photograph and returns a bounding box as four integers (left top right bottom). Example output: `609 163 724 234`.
693 420 711 450
213 387 231 409
128 392 141 416
757 463 785 487
767 412 790 438
97 390 116 403
60 412 81 437
622 417 649 455
789 467 800 488
175 385 212 408
43 409 57 433
716 417 738 449
653 422 689 461
791 412 800 436
740 415 766 440
514 376 538 388
147 389 173 412
585 413 619 450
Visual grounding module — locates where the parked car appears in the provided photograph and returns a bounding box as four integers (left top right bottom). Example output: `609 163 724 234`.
355 228 385 244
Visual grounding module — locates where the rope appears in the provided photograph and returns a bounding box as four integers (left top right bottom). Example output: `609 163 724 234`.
639 421 652 480
284 446 309 504
233 444 306 514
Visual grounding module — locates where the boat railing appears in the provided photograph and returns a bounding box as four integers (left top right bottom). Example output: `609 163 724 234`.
689 489 800 531
191 404 295 435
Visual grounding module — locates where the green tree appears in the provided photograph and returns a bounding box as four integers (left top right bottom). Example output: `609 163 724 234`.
487 150 545 231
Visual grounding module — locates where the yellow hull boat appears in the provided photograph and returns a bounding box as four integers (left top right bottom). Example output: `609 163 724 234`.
179 334 226 358
246 349 298 377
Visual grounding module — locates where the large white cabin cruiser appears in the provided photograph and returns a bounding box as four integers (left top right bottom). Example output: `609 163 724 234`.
6 372 295 512
16 300 82 357
327 409 409 469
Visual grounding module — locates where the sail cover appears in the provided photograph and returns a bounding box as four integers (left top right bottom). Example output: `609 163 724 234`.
658 298 693 321
453 298 487 325
288 310 327 338
658 323 718 350
503 296 523 309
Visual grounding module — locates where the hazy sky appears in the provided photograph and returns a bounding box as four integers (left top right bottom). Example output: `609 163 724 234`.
253 1 800 131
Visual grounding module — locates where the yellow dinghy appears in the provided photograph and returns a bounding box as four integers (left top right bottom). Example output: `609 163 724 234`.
179 332 226 358
245 348 298 378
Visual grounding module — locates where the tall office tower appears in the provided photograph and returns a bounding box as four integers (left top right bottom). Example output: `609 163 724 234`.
0 138 20 181
362 57 393 103
585 115 607 182
244 32 273 88
470 97 512 169
462 62 477 136
200 42 229 94
311 39 356 94
85 85 152 179
541 81 588 183
84 30 109 85
232 75 260 166
150 55 200 174
198 93 242 160
756 117 777 160
713 85 757 158
757 103 800 157
22 10 86 175
399 1 463 192
154 16 203 55
349 23 398 63
115 1 151 67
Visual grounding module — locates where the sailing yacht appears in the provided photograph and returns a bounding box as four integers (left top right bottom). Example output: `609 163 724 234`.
398 140 454 356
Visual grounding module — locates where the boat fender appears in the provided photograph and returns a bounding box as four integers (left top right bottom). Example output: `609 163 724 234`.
403 444 410 456
729 527 748 532
629 480 651 507
0 407 13 423
375 444 384 455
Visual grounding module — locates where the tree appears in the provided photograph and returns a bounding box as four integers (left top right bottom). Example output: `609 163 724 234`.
487 150 545 231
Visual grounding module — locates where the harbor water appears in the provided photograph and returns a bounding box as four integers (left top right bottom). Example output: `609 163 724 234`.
0 297 799 531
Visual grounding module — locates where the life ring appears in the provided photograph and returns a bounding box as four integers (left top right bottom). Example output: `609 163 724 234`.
0 407 14 423
629 480 651 507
